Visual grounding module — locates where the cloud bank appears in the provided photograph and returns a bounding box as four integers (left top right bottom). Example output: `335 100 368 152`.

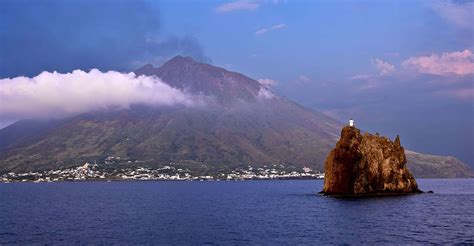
0 70 198 119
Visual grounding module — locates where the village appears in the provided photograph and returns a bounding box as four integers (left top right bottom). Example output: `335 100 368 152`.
0 163 325 183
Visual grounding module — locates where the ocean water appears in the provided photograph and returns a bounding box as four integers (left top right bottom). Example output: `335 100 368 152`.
1 179 473 244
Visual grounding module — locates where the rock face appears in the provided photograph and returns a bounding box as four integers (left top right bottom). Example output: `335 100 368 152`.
323 126 422 196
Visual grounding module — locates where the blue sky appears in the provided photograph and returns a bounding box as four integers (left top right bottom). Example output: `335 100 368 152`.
1 0 473 165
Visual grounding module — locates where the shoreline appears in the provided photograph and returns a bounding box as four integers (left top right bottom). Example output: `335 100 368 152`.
1 177 472 184
0 176 324 184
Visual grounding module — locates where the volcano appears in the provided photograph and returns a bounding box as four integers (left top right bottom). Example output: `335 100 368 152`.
0 56 472 178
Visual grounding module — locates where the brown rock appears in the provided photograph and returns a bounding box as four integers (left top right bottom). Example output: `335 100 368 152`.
322 126 422 196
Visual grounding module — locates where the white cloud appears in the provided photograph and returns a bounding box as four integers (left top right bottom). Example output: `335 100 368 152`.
257 79 276 99
215 0 259 13
372 58 395 75
432 0 474 30
402 49 474 76
255 23 287 35
0 69 199 119
257 78 277 87
257 87 275 99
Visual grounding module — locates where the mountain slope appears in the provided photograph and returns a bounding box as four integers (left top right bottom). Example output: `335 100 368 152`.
0 56 472 178
0 119 64 150
406 150 474 178
0 102 340 173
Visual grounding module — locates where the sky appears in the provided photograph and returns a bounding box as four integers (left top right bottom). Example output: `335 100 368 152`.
0 0 473 165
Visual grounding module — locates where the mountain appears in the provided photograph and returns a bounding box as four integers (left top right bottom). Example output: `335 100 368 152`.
405 150 474 178
0 56 472 178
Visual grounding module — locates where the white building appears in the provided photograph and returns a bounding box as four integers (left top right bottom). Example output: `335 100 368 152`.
349 118 354 127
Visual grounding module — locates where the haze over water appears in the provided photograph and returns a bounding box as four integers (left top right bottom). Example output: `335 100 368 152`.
1 179 473 244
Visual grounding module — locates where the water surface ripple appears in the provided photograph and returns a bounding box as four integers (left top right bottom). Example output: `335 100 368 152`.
1 179 473 244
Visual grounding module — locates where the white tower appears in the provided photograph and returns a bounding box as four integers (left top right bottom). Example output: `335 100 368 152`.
349 118 354 127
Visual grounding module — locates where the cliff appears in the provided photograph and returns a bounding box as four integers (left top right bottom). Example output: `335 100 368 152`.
322 126 422 196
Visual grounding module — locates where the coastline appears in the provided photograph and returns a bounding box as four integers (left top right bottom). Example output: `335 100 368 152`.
0 163 325 183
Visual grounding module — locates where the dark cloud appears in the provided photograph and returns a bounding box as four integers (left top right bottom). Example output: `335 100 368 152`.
0 0 210 78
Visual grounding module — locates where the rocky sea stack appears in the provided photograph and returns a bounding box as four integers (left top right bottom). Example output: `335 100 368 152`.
322 126 422 197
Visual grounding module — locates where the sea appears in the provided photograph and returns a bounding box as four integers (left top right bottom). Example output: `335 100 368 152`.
1 179 473 244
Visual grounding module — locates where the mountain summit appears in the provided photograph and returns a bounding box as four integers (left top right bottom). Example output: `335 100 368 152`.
0 57 472 178
135 56 262 102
